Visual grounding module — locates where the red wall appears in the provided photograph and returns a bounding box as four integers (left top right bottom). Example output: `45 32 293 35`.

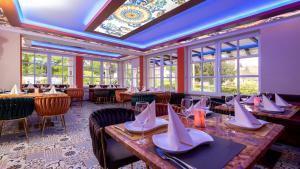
76 56 83 88
177 47 185 93
139 56 144 89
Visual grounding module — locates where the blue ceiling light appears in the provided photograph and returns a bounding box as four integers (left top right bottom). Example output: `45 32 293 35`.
31 41 122 57
14 0 300 49
141 0 299 47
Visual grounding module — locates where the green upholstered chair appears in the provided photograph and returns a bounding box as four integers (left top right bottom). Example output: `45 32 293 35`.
131 93 155 107
0 97 34 141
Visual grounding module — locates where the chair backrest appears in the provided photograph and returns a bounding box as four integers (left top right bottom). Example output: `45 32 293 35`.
155 92 171 104
66 88 84 98
131 94 155 106
0 97 34 120
34 95 71 116
170 92 185 105
94 90 110 97
115 89 127 102
156 103 182 117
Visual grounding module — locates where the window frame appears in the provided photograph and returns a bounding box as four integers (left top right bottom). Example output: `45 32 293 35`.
188 33 261 96
123 60 140 88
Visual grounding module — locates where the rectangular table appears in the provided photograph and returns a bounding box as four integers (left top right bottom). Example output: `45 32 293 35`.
105 115 284 169
0 93 68 98
214 104 300 120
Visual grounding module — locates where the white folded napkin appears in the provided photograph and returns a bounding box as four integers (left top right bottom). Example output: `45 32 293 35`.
226 95 240 105
49 86 57 94
132 101 156 128
167 104 193 150
244 95 255 104
27 83 34 89
194 97 209 109
275 94 289 107
262 95 282 111
234 99 261 127
10 84 19 94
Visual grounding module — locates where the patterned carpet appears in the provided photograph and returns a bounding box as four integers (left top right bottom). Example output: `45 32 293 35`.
0 102 299 169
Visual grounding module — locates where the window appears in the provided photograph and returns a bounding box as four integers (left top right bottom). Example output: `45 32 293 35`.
191 45 216 93
148 52 177 91
83 59 119 86
189 35 259 95
22 52 74 85
51 56 73 84
220 37 259 94
124 61 140 87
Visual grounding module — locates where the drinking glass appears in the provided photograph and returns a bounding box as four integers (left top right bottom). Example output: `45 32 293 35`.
135 101 149 145
181 98 194 118
24 88 28 94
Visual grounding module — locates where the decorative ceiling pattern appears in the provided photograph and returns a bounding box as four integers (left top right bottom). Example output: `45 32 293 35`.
94 0 190 37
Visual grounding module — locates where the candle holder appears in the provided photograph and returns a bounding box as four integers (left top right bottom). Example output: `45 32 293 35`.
194 109 206 128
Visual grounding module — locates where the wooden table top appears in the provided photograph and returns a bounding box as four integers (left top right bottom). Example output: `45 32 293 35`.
105 115 284 169
0 92 68 98
214 104 300 120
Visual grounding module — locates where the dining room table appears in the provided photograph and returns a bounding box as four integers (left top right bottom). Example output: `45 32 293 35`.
214 104 300 120
105 114 284 169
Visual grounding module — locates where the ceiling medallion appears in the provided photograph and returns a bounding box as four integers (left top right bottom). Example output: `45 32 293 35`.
114 5 151 24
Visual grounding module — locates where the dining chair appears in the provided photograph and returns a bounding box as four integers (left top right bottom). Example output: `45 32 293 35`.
94 90 110 104
0 97 34 141
156 103 182 116
155 92 171 104
34 95 71 135
66 88 84 106
89 108 139 169
131 94 155 107
169 92 186 106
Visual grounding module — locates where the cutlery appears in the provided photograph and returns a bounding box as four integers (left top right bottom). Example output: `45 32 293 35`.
114 125 133 137
155 148 196 169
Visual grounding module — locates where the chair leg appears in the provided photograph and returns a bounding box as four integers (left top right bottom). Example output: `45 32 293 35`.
0 120 4 137
41 117 47 136
60 115 67 133
23 118 29 142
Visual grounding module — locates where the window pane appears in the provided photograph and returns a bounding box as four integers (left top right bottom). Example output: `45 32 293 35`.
111 63 118 78
22 53 34 63
22 63 34 75
22 76 34 84
94 78 101 85
240 77 259 94
35 54 47 64
36 65 47 75
63 57 73 66
111 79 118 85
155 78 160 88
63 76 73 85
148 67 154 78
103 62 110 69
148 78 154 88
192 78 201 92
51 77 62 84
103 78 110 85
163 78 171 90
221 78 237 94
240 57 258 75
171 78 176 91
52 65 63 76
164 66 170 77
149 58 156 67
125 79 131 87
192 64 201 77
63 67 73 77
52 56 62 65
84 60 92 68
35 76 48 84
103 69 109 77
203 62 215 76
203 78 215 92
83 78 92 86
221 41 237 58
191 48 201 62
203 45 216 60
154 67 160 77
84 67 92 77
221 60 237 76
239 37 258 57
171 66 176 77
93 68 100 77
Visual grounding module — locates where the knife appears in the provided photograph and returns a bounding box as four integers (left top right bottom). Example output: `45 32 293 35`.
164 152 197 169
155 148 187 169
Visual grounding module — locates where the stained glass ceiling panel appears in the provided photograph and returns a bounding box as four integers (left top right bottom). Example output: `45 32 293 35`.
94 0 191 38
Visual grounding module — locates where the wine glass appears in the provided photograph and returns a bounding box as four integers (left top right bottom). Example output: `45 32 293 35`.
135 101 149 145
24 88 28 94
224 95 234 120
181 98 194 122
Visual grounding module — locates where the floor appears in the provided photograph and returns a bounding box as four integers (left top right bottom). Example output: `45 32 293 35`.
0 102 299 169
